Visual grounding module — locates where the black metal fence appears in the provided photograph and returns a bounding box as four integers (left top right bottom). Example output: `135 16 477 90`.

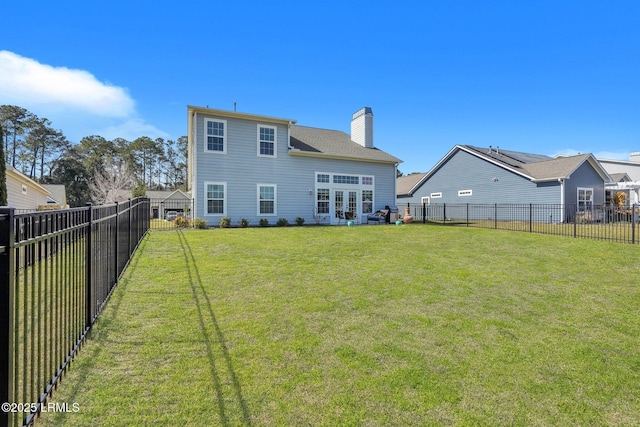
148 198 195 230
399 203 639 244
0 198 150 427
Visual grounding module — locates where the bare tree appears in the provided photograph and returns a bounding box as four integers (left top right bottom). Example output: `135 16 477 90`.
88 158 133 205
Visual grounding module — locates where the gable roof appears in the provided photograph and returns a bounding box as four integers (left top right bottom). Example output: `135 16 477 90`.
42 184 67 205
609 172 632 182
402 145 612 197
397 173 427 197
289 125 401 164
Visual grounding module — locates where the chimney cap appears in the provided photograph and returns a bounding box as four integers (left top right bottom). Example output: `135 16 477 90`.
352 107 373 119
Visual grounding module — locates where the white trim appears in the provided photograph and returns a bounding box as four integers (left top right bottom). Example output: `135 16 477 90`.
458 189 472 197
204 118 227 154
204 181 226 216
257 124 277 158
257 183 277 216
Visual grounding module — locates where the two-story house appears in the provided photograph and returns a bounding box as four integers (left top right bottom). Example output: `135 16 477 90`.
187 106 402 226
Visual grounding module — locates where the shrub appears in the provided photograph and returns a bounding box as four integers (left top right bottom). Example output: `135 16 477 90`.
238 218 250 228
174 216 190 228
295 217 305 226
259 218 269 227
276 218 289 227
219 217 231 228
193 218 207 229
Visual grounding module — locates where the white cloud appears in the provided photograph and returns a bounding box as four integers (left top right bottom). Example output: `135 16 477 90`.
0 51 169 143
0 50 135 117
98 119 170 141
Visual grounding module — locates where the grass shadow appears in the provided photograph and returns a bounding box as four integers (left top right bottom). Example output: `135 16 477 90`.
176 230 252 426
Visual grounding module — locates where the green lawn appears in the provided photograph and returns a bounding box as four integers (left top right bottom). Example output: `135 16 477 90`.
37 225 640 426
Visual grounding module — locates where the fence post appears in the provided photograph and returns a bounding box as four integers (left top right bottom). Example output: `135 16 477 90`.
466 203 469 227
128 199 132 258
494 204 498 229
85 204 93 329
0 208 15 427
114 202 119 283
443 203 446 223
422 202 426 224
529 204 533 233
633 204 637 244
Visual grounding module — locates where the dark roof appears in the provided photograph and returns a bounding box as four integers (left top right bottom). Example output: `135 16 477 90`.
290 125 401 164
400 145 611 197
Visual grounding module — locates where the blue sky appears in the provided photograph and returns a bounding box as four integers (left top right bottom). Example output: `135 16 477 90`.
1 0 638 174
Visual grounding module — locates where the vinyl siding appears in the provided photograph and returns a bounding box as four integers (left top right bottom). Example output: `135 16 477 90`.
563 161 606 206
193 112 397 226
6 173 50 210
399 150 560 205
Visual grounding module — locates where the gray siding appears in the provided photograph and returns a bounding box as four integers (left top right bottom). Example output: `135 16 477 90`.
193 112 397 226
563 161 606 206
401 150 560 205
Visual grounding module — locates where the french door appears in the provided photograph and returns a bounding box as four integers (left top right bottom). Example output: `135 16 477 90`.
333 190 358 223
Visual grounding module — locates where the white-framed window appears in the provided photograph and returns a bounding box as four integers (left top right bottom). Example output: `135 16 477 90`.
421 197 430 205
362 176 374 186
258 184 277 215
431 192 442 199
317 189 330 214
333 175 359 184
577 187 593 212
317 173 330 183
21 184 27 195
205 119 226 153
458 189 472 197
205 182 226 215
362 190 373 214
258 125 277 157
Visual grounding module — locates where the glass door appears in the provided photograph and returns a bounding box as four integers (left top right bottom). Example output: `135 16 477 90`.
334 190 359 224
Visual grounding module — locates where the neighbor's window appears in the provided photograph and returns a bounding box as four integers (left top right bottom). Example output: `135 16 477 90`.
258 125 277 157
205 119 226 153
431 192 442 199
258 184 276 215
458 189 472 197
205 182 226 215
421 197 430 205
362 190 373 214
317 189 329 214
362 176 373 185
578 188 593 212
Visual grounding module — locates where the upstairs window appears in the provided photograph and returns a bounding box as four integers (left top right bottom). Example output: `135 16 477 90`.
258 125 277 157
205 119 226 153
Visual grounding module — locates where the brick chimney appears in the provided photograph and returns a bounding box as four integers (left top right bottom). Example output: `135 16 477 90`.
351 107 374 148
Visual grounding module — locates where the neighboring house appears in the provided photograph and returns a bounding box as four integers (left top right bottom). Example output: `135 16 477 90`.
599 153 640 205
187 106 402 226
112 189 192 218
146 190 192 219
42 184 69 209
5 164 52 211
397 145 611 221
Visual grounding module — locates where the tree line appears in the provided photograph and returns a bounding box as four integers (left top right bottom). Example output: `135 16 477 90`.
1 105 188 207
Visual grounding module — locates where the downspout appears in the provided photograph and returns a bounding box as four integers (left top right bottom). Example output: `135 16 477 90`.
287 121 294 150
559 178 565 223
191 111 197 214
